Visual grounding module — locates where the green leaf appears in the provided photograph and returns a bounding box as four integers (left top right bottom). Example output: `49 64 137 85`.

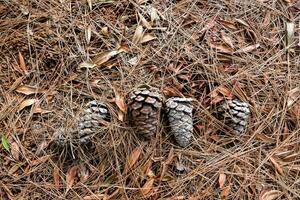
1 135 10 151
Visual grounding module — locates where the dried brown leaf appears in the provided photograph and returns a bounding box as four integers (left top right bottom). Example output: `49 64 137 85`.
220 186 231 200
30 155 51 166
11 142 20 161
132 25 144 44
92 50 121 66
78 61 96 69
150 7 159 23
260 190 282 200
234 43 260 54
114 90 127 113
269 156 284 175
87 0 92 10
66 165 78 192
287 87 300 108
140 159 153 177
286 21 295 49
83 194 105 200
219 173 226 189
32 106 52 114
219 19 237 30
17 99 37 112
138 12 152 29
140 178 154 196
101 27 109 37
53 166 60 187
210 42 233 54
221 31 234 49
124 146 142 173
15 85 45 95
18 51 28 74
85 25 92 45
140 34 157 44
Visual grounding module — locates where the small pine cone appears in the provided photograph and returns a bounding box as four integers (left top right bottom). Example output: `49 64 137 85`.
217 99 250 134
128 87 163 139
54 100 110 145
165 97 193 147
76 100 110 143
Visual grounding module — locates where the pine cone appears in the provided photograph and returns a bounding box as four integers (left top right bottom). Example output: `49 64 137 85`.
54 100 110 145
77 100 110 143
165 97 193 147
128 86 163 139
217 99 250 134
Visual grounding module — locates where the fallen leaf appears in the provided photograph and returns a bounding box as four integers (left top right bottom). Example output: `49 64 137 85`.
221 31 234 49
150 7 159 23
77 61 97 69
132 25 144 44
219 19 237 30
92 50 121 66
220 186 231 200
140 34 157 44
53 166 60 187
18 51 28 74
17 99 37 112
30 155 51 166
219 173 226 189
85 25 92 45
287 87 300 108
217 86 233 98
101 27 109 37
1 135 10 151
140 159 153 177
11 142 20 160
32 106 52 114
286 21 294 49
234 43 260 54
66 165 78 192
201 16 217 32
209 42 233 54
269 156 284 175
15 85 45 95
140 178 154 196
235 18 249 27
124 146 142 173
260 190 282 200
114 90 127 113
138 12 152 29
87 0 92 10
83 194 105 200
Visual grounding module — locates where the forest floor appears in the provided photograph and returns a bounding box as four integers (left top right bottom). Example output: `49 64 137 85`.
0 0 300 199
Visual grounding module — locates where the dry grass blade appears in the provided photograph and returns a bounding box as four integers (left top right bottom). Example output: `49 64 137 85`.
140 178 154 196
83 194 105 200
66 165 78 193
17 99 37 112
132 25 144 44
124 146 143 174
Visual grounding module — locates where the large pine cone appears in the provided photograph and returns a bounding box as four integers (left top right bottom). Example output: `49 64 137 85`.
217 99 250 134
128 86 163 139
165 97 193 147
54 100 110 145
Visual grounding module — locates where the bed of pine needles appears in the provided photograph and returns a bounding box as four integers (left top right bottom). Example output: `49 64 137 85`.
0 0 300 199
